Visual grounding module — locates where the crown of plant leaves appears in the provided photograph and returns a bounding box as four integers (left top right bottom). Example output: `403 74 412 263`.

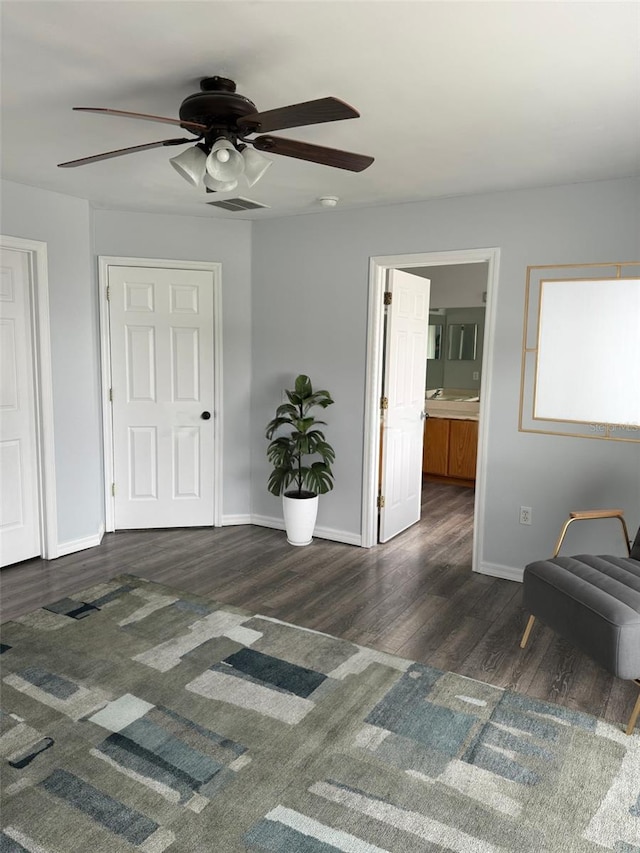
266 374 335 497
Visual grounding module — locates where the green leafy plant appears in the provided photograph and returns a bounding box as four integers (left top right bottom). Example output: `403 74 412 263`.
266 374 335 498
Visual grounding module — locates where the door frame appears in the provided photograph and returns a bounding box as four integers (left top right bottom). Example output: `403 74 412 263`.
362 247 501 574
98 256 223 532
0 235 58 559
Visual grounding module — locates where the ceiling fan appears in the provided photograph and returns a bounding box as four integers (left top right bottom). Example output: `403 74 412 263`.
57 76 374 192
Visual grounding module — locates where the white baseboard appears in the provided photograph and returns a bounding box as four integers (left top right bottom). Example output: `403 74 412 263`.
222 514 252 526
54 517 360 556
250 514 286 531
314 526 361 547
56 524 105 558
476 561 524 583
251 515 361 547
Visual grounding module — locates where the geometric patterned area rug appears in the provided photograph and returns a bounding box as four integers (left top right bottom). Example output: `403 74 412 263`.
1 574 638 853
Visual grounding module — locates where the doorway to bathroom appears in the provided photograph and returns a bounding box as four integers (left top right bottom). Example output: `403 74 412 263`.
361 248 500 575
415 262 487 497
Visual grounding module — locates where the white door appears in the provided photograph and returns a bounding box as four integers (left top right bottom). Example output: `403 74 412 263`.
379 269 430 542
0 249 41 565
108 265 215 529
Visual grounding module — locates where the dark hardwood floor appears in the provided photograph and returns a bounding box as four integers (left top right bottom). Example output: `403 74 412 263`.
1 480 636 727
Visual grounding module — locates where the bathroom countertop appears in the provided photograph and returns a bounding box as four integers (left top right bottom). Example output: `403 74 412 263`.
426 410 479 421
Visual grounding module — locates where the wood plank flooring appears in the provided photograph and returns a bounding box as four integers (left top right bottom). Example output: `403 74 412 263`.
1 480 636 728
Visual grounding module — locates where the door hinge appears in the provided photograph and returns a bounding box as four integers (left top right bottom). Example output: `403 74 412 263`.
380 396 388 410
377 495 385 508
383 291 392 305
109 388 113 402
106 285 110 301
111 483 116 496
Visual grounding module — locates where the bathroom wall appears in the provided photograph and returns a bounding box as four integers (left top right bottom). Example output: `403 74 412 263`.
442 306 485 390
417 264 488 392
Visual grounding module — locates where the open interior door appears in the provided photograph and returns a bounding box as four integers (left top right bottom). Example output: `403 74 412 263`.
379 268 430 542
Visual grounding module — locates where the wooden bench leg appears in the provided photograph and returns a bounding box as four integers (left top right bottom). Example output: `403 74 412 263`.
520 615 536 649
626 680 640 736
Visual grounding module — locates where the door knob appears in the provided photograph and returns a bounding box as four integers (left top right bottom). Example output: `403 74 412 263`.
201 411 211 420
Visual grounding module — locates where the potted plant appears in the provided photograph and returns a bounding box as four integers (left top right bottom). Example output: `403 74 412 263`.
265 374 335 546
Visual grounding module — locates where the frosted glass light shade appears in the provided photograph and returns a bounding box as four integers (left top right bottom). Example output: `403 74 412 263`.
203 174 238 192
242 147 272 187
206 139 245 181
169 146 207 186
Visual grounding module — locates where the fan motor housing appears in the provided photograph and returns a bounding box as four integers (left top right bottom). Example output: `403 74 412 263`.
179 77 257 132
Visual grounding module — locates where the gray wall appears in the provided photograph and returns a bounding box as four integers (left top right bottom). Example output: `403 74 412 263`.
251 178 640 570
0 184 253 548
411 262 488 308
1 180 103 545
93 209 253 520
3 175 638 573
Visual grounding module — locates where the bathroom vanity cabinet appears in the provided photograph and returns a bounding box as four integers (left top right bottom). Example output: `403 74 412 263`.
422 416 478 487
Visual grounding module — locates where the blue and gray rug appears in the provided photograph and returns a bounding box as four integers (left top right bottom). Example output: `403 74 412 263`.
1 574 638 852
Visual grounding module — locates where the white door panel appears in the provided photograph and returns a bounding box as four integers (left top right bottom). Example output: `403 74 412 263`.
0 249 40 565
109 266 215 529
379 269 430 542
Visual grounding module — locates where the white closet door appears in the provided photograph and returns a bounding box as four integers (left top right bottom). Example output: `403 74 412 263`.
0 249 41 566
108 265 215 529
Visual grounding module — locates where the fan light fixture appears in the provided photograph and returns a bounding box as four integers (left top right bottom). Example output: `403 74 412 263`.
171 137 273 193
58 79 374 183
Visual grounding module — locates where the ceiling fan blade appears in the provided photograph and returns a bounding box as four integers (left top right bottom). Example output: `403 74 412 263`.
252 135 374 172
73 107 208 133
57 138 192 168
238 97 359 133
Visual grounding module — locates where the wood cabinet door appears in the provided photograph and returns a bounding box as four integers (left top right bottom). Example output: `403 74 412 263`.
448 419 478 480
423 417 450 475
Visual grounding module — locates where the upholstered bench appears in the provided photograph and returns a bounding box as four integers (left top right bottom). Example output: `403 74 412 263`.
520 510 640 735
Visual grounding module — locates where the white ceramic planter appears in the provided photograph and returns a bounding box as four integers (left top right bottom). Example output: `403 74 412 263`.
282 492 319 546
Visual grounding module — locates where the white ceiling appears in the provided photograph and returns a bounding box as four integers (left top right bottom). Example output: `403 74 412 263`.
2 1 639 220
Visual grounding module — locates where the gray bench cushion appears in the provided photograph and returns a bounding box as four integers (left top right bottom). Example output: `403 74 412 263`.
631 525 640 560
523 554 640 681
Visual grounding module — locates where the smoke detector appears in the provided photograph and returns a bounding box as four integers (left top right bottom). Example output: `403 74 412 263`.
318 195 339 208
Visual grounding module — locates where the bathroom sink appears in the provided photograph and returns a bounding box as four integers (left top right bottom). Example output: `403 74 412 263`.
425 389 480 419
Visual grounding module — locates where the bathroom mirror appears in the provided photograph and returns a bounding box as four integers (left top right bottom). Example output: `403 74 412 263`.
427 323 443 360
447 323 477 360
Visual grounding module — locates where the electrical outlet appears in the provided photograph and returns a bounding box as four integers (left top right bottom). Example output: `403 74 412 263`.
519 506 532 525
472 371 480 380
